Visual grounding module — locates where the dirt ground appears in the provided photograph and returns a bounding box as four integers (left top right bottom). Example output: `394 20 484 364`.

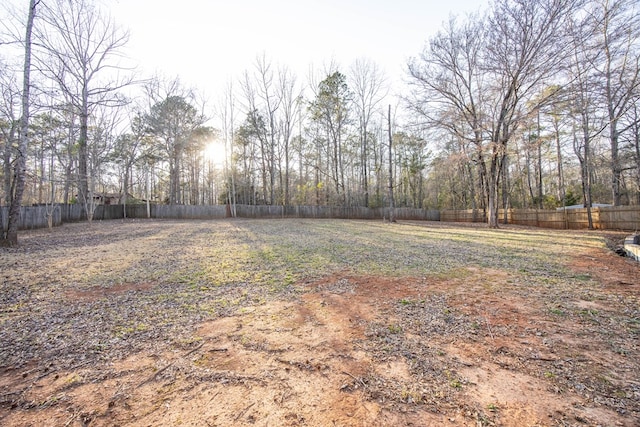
0 220 638 426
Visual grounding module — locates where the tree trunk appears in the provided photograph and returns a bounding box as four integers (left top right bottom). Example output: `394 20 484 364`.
45 146 56 230
363 130 369 207
260 137 268 204
63 160 72 204
487 151 501 228
610 121 622 205
554 121 565 205
315 138 320 205
229 102 237 216
574 126 594 230
284 137 290 206
332 129 340 202
79 84 90 218
37 139 44 203
501 154 509 225
146 166 151 218
2 125 16 205
581 159 594 229
634 115 640 205
168 156 176 204
269 128 275 205
387 105 395 223
175 146 182 204
2 0 37 246
537 111 543 209
123 166 129 219
526 139 535 207
487 181 499 228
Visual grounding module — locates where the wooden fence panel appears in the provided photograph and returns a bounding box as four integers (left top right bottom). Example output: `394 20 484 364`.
565 209 589 229
1 205 64 231
152 205 227 219
394 208 440 221
60 204 85 223
95 205 123 220
440 206 640 230
236 205 279 218
599 206 640 231
124 204 151 219
4 204 639 232
440 209 485 223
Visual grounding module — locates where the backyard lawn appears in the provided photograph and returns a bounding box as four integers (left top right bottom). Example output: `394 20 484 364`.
0 219 638 426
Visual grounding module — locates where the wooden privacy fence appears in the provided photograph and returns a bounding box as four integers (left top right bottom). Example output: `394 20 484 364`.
440 206 640 230
122 204 439 221
149 205 440 221
3 204 639 232
0 204 81 231
1 204 441 231
238 205 440 220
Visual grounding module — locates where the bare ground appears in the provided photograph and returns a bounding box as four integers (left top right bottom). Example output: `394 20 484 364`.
0 219 638 426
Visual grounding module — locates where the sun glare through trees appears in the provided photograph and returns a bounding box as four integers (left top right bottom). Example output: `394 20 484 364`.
203 141 227 169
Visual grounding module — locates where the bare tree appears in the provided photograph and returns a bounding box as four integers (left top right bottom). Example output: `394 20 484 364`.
350 58 387 207
409 0 580 224
590 0 640 205
144 77 210 205
629 96 640 203
240 62 266 204
111 109 146 218
276 66 299 206
82 102 126 221
1 0 37 246
567 9 609 229
408 15 488 218
308 71 352 204
35 0 131 219
218 81 237 215
241 70 272 204
0 59 21 206
28 112 66 226
237 56 302 207
481 0 578 227
387 104 395 222
542 86 571 206
253 55 279 205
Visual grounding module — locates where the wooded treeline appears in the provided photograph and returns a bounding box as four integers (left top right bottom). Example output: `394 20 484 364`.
1 0 639 244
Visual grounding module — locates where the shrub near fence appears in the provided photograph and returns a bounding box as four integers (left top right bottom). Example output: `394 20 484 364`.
3 204 638 232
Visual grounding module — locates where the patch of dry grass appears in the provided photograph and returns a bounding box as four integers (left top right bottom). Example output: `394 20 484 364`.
0 220 614 368
1 218 638 424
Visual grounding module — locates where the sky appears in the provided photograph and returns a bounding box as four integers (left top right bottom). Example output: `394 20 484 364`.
107 0 487 99
0 0 488 166
1 0 487 127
